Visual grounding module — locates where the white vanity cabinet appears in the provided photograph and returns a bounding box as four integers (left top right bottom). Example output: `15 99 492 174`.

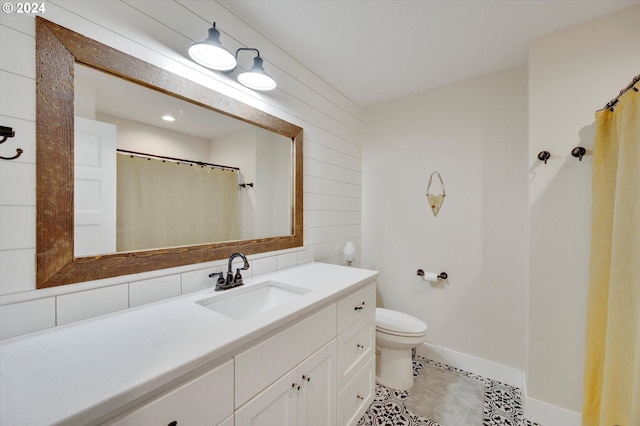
108 359 234 426
235 340 337 425
234 281 376 426
106 282 376 426
0 264 379 426
234 305 337 425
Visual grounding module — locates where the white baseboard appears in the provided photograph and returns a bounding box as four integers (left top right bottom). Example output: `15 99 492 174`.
415 343 582 426
520 372 582 426
415 342 522 387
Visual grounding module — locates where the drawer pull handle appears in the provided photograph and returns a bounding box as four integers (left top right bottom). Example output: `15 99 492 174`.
354 301 366 311
292 382 300 390
168 422 178 426
302 374 311 382
356 344 364 349
356 394 364 400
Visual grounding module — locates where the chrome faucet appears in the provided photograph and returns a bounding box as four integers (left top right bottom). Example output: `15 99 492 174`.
209 252 250 291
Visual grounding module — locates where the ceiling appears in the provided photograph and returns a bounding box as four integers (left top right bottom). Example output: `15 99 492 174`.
218 0 639 106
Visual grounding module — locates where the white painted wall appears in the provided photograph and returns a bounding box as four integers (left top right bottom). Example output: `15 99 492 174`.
363 5 640 420
209 127 292 239
362 65 529 371
210 128 257 239
0 0 361 338
527 5 640 414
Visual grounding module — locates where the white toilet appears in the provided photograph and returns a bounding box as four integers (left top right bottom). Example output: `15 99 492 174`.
375 307 428 390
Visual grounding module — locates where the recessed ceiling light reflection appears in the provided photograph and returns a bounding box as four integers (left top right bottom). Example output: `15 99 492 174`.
162 115 176 122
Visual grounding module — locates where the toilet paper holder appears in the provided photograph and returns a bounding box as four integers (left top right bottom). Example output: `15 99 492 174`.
417 269 448 280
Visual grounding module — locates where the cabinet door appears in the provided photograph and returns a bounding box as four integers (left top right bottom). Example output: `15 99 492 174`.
109 359 233 426
297 340 337 426
235 369 298 426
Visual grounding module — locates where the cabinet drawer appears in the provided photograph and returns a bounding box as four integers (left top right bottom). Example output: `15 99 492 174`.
109 359 233 426
235 304 337 408
337 355 375 426
337 282 376 334
337 311 375 390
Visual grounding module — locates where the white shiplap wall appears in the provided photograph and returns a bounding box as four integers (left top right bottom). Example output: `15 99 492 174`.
0 0 363 339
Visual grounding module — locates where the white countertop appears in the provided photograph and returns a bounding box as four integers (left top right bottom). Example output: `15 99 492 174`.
0 262 378 425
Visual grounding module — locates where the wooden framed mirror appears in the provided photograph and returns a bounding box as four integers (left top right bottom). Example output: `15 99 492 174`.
36 17 303 288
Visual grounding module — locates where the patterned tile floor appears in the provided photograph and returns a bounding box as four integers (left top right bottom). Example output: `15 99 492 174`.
357 355 541 426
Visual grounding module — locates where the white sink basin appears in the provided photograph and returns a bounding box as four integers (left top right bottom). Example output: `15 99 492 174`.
196 281 311 320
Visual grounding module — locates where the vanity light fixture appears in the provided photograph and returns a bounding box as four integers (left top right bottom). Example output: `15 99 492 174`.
234 48 277 91
188 22 276 91
188 22 237 71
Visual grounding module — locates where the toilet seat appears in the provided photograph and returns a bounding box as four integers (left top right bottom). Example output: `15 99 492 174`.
376 308 427 337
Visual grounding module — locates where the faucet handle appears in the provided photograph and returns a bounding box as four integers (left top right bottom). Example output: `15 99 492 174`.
234 269 244 284
208 272 225 286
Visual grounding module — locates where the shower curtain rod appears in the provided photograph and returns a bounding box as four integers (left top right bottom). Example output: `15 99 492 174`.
600 73 640 111
117 149 240 172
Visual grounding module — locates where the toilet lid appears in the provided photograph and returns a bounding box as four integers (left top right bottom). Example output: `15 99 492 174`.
376 308 428 336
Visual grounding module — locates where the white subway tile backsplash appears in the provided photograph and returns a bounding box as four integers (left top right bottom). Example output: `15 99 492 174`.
0 248 35 295
276 252 297 270
296 248 315 265
181 267 220 294
129 275 181 307
0 297 55 340
250 256 277 276
56 284 128 326
0 206 35 250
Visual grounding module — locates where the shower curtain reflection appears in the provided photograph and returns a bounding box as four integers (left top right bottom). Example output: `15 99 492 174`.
116 154 239 252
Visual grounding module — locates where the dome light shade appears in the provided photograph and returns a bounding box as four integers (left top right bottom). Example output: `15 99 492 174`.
237 55 277 91
188 23 236 71
344 241 355 266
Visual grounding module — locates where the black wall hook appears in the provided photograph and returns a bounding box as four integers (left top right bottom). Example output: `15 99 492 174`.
571 147 586 161
0 126 23 160
537 151 550 164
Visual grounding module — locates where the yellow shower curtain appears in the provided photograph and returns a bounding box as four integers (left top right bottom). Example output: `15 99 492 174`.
582 82 639 426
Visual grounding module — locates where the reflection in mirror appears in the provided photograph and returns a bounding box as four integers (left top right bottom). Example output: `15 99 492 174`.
73 65 292 257
35 17 303 288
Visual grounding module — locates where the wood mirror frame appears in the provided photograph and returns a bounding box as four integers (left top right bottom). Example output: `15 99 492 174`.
35 17 303 288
